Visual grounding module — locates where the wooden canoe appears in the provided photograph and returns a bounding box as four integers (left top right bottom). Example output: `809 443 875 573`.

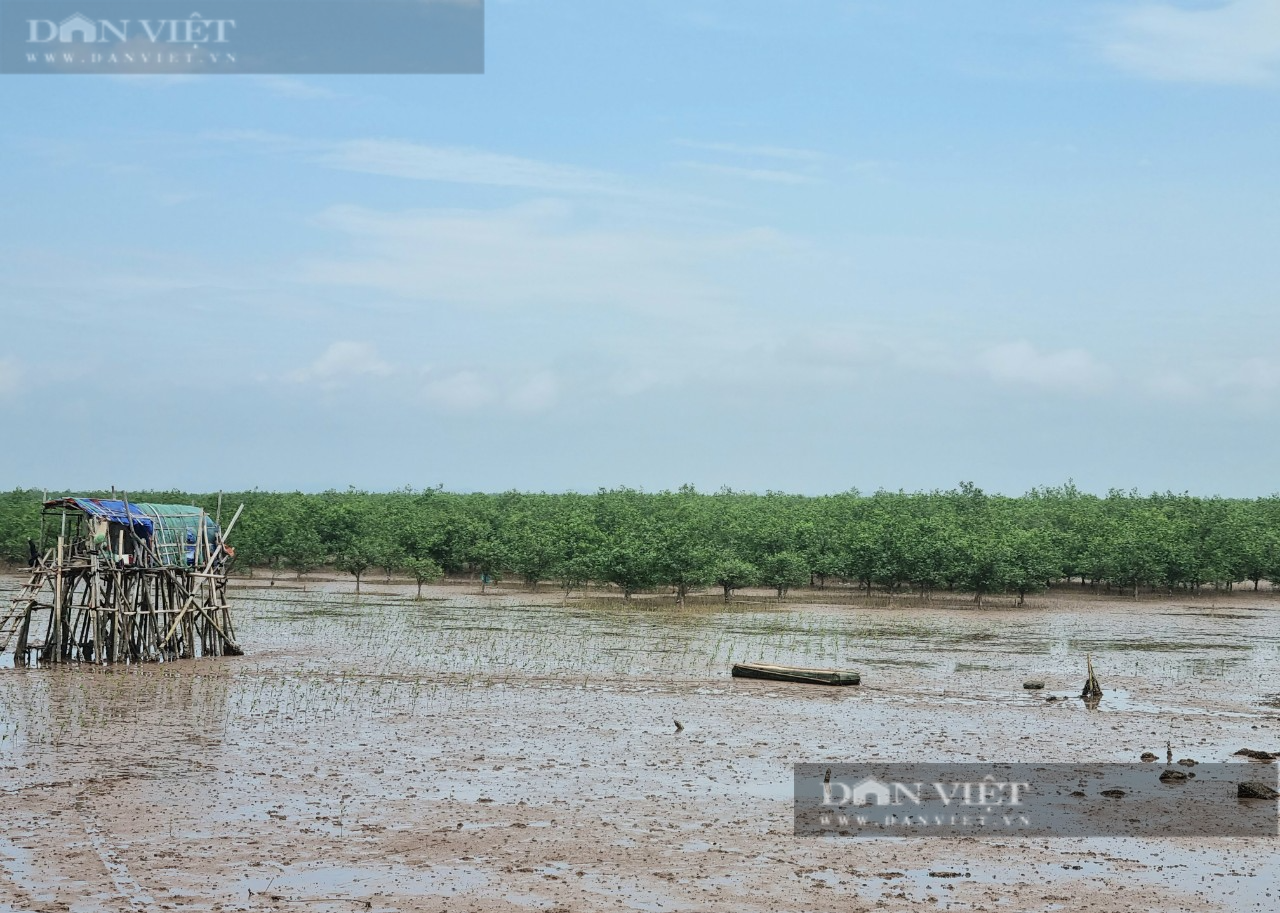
731 662 860 686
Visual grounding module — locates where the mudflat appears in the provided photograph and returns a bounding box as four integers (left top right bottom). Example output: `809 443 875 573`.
1 577 1277 912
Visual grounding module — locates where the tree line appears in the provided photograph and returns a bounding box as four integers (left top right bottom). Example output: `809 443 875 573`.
1 484 1278 603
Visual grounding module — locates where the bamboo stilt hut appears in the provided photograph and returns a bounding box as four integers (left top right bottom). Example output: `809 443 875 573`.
0 496 244 665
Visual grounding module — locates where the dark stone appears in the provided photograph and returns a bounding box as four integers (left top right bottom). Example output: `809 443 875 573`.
1140 752 1157 762
1159 769 1188 783
1023 680 1045 690
1100 788 1125 798
1237 782 1279 800
1233 748 1276 761
1177 758 1198 766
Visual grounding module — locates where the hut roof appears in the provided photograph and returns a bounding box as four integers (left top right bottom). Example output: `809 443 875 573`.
44 498 221 563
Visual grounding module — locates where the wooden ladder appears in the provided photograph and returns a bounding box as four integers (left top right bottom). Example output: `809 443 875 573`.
0 554 52 654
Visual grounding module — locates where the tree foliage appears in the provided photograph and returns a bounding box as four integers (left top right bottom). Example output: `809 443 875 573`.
2 483 1279 604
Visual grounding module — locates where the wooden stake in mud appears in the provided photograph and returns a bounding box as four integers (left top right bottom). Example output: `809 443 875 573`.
1081 654 1103 700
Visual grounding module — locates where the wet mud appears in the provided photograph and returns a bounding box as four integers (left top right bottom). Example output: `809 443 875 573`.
1 579 1277 911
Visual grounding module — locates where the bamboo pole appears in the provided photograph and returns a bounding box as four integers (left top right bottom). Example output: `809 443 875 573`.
50 533 65 664
162 504 244 644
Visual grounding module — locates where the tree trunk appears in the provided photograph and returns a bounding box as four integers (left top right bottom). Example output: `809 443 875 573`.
355 571 362 595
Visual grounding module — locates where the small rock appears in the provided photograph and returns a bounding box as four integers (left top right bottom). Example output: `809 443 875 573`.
1237 782 1279 800
1233 748 1275 761
1046 696 1059 702
1177 758 1198 767
1100 788 1125 798
1140 752 1157 762
1159 769 1188 783
1023 681 1045 690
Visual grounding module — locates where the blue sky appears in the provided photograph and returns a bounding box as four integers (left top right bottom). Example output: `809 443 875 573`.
2 0 1279 495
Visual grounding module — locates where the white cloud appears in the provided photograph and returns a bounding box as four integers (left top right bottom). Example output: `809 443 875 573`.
978 341 1112 393
288 341 393 387
210 131 712 214
253 76 350 100
0 358 20 399
303 201 781 316
156 190 205 207
1104 0 1280 85
608 363 680 397
671 139 837 185
677 161 818 185
108 74 201 87
420 368 563 415
317 139 628 196
1143 370 1204 402
423 370 495 412
1125 360 1280 406
507 372 559 414
672 140 828 162
1220 357 1280 393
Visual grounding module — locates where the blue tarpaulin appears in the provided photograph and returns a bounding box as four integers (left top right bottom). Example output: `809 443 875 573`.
44 497 222 567
67 498 156 534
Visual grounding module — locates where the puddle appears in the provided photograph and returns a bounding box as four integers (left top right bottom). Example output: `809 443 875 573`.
1027 690 1258 717
0 835 46 904
240 863 489 909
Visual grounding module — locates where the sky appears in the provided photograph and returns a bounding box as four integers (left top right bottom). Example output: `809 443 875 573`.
1 0 1278 496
